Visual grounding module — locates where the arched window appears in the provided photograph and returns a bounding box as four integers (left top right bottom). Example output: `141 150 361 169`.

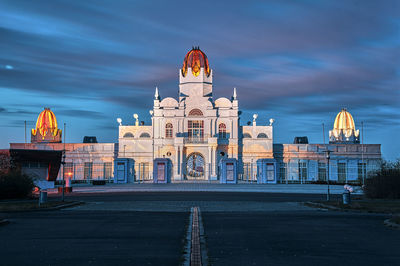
243 133 252 138
139 132 151 138
165 123 173 138
257 133 268 138
218 123 227 139
123 132 134 138
188 108 203 116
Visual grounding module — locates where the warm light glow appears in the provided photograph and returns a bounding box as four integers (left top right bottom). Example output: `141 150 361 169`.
333 108 355 131
182 47 210 77
31 108 61 139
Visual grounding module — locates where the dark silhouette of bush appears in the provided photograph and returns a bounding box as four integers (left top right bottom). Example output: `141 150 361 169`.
0 171 35 199
364 160 400 199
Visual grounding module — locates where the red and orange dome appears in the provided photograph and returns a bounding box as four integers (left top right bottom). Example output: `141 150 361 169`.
31 108 60 139
182 47 210 77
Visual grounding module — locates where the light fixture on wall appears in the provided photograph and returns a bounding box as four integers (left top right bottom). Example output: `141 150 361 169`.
116 118 122 126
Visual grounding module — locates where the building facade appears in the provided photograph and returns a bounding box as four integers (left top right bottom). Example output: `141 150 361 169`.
9 48 381 184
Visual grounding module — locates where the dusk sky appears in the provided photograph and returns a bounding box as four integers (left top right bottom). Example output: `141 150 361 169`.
0 0 399 160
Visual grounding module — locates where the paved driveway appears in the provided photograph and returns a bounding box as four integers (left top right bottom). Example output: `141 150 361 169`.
0 210 187 266
1 192 398 266
202 211 400 266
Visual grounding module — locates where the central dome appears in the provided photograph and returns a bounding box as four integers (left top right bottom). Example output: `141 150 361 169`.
182 47 210 77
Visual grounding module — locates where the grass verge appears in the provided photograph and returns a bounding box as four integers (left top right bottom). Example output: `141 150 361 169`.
306 199 400 214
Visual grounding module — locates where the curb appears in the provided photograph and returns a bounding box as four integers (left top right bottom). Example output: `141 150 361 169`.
42 201 84 211
0 219 10 226
0 201 84 213
384 218 400 229
304 201 343 211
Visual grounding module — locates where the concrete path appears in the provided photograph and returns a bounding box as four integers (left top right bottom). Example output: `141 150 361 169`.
48 183 358 195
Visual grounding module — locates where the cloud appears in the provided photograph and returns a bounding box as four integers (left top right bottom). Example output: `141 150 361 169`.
0 0 398 159
56 109 106 119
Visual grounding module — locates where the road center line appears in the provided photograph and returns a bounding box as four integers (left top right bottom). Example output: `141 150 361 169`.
191 206 202 266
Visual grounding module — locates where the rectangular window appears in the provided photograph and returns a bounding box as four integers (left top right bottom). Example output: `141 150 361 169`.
226 163 234 181
103 162 112 179
136 162 150 181
298 162 307 182
84 162 93 180
358 162 366 181
318 162 327 181
157 163 165 181
64 163 73 178
279 162 287 183
243 163 251 181
188 120 204 139
338 162 347 183
266 163 275 181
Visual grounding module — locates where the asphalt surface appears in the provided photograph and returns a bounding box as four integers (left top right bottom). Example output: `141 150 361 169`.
0 192 398 266
0 210 187 266
61 191 342 203
203 211 400 266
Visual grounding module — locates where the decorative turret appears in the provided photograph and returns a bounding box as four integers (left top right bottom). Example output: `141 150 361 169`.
179 47 213 101
31 108 62 143
329 108 360 144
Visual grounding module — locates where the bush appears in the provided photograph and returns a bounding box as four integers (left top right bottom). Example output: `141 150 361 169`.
0 171 35 199
364 161 400 199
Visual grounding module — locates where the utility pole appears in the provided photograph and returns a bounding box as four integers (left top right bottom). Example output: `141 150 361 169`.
326 149 331 201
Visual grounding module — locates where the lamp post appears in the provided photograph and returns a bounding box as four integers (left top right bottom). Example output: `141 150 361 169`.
62 123 66 202
361 121 365 186
326 149 331 201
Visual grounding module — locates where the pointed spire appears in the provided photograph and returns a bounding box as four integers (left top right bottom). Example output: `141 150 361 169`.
154 86 159 99
233 87 237 100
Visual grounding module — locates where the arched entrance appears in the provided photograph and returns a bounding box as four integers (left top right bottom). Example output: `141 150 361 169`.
186 152 205 179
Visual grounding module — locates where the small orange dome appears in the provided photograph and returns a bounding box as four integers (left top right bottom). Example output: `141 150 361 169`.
182 47 210 77
31 108 60 139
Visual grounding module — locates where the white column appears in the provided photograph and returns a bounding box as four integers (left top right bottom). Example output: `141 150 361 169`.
174 146 179 178
231 119 234 138
208 146 212 179
180 145 184 178
212 147 217 177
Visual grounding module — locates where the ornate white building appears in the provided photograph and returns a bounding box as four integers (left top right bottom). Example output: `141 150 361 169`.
9 47 382 185
118 47 273 181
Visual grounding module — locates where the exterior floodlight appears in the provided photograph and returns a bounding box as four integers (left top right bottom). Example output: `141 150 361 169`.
253 114 258 121
269 118 275 126
117 118 122 126
149 110 154 116
133 114 139 126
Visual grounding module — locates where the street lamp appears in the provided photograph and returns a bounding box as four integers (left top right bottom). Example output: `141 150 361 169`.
325 149 331 201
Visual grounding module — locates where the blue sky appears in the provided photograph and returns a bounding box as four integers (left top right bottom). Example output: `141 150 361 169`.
0 0 399 160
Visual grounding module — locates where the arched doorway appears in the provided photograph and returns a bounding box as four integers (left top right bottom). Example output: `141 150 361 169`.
186 152 205 179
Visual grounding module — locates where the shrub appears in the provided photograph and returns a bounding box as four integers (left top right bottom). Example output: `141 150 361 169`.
364 161 400 199
0 171 35 199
